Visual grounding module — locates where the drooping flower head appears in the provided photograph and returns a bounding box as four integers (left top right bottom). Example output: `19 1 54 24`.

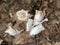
16 9 30 21
5 26 20 36
34 10 45 26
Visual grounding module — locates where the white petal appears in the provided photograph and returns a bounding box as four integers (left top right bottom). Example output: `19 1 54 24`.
30 24 45 36
26 19 33 32
33 21 40 26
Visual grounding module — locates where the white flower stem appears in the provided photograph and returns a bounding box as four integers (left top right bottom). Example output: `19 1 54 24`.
41 18 48 23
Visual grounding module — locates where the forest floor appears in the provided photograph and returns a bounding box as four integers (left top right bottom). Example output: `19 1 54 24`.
0 0 60 45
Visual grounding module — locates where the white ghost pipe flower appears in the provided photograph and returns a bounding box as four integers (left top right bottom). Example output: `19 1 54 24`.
5 26 20 36
34 10 45 26
30 24 45 36
26 19 33 32
16 9 30 21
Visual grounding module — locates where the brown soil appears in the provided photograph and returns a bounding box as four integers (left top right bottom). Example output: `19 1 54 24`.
0 0 60 45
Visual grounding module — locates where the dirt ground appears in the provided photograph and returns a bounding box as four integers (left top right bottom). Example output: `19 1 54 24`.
0 0 60 45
